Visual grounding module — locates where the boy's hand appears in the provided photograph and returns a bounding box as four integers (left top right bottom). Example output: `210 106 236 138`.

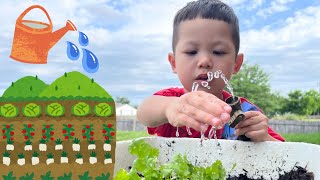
165 91 232 132
235 111 276 142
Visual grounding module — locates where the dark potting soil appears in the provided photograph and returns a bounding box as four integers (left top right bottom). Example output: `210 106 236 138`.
227 166 314 180
129 165 314 179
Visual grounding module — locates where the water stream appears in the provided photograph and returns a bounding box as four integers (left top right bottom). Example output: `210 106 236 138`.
176 70 235 145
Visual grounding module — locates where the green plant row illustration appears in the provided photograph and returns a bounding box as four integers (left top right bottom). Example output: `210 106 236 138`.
2 171 110 180
0 102 113 118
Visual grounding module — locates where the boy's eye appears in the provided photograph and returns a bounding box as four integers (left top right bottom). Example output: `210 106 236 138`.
185 50 197 55
213 50 225 56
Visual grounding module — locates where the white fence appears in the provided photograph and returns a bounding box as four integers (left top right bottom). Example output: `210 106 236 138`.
116 116 146 131
269 120 320 134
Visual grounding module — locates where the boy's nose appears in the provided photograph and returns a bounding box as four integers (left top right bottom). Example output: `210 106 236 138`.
197 55 213 69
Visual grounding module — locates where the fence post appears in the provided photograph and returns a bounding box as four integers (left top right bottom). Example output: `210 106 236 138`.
133 119 136 131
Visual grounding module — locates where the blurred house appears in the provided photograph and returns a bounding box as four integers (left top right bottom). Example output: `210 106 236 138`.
116 103 137 116
116 103 145 131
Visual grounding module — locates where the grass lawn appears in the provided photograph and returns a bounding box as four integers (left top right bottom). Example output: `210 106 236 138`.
117 131 320 145
116 131 150 141
282 133 320 145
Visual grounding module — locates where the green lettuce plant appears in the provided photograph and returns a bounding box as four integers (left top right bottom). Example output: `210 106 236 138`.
46 102 65 117
22 103 41 118
72 102 90 116
0 104 18 118
94 103 113 117
114 139 227 180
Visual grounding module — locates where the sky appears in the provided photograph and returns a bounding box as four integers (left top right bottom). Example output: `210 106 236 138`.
0 0 319 105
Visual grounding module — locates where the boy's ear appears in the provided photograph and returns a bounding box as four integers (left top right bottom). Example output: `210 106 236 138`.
168 53 177 74
233 53 244 74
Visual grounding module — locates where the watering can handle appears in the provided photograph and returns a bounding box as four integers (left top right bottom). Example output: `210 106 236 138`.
17 5 53 28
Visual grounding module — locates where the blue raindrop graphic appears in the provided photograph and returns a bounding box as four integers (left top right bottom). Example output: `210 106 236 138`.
79 31 89 46
82 48 99 73
66 41 80 61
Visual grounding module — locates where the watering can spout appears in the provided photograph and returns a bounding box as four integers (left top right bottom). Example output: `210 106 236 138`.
49 20 77 48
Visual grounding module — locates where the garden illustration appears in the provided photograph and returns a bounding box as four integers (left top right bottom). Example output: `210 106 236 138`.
0 71 115 179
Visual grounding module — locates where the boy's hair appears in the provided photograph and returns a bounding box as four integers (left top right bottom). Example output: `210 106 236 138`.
172 0 240 54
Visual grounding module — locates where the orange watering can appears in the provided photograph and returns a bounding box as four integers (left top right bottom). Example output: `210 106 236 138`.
10 5 77 64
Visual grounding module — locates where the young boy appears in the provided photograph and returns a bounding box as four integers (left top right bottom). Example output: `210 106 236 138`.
137 0 284 142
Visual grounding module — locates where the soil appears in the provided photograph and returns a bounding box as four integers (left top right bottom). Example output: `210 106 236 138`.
227 166 314 180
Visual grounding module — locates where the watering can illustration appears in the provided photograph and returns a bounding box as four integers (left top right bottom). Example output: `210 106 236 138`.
10 5 77 64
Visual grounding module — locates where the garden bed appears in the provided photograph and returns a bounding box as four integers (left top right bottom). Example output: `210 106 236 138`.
115 137 319 179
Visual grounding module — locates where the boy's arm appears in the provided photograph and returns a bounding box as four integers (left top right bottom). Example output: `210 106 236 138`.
137 95 177 127
138 91 232 132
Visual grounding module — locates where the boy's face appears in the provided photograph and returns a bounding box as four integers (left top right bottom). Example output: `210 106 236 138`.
168 18 243 97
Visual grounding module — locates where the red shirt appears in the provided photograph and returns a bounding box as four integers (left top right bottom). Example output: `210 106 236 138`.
147 87 285 142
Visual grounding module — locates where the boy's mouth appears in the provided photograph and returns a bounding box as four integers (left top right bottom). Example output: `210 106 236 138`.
196 74 208 81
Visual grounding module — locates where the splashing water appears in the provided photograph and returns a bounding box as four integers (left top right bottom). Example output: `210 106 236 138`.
176 70 235 143
79 31 89 46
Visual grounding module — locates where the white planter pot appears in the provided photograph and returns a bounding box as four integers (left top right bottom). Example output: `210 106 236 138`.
6 144 14 151
39 144 47 151
104 158 112 164
115 137 320 180
32 157 39 165
46 158 54 165
104 144 111 151
55 144 63 150
73 144 80 151
24 145 32 151
88 144 96 150
89 157 97 164
76 158 83 165
61 157 68 164
3 157 10 166
18 159 25 166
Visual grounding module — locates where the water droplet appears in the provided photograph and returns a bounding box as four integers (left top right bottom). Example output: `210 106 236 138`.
66 41 80 61
207 72 213 81
186 127 192 135
201 81 208 87
79 31 89 46
214 70 221 79
82 48 99 73
192 82 199 91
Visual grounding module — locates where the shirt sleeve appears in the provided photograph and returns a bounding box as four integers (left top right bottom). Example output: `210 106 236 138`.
148 88 184 136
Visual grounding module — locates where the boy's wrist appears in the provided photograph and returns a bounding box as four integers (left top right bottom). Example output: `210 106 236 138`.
164 97 179 125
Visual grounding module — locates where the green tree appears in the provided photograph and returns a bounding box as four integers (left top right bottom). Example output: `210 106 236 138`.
284 90 304 115
301 89 320 115
230 63 278 116
116 96 130 104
